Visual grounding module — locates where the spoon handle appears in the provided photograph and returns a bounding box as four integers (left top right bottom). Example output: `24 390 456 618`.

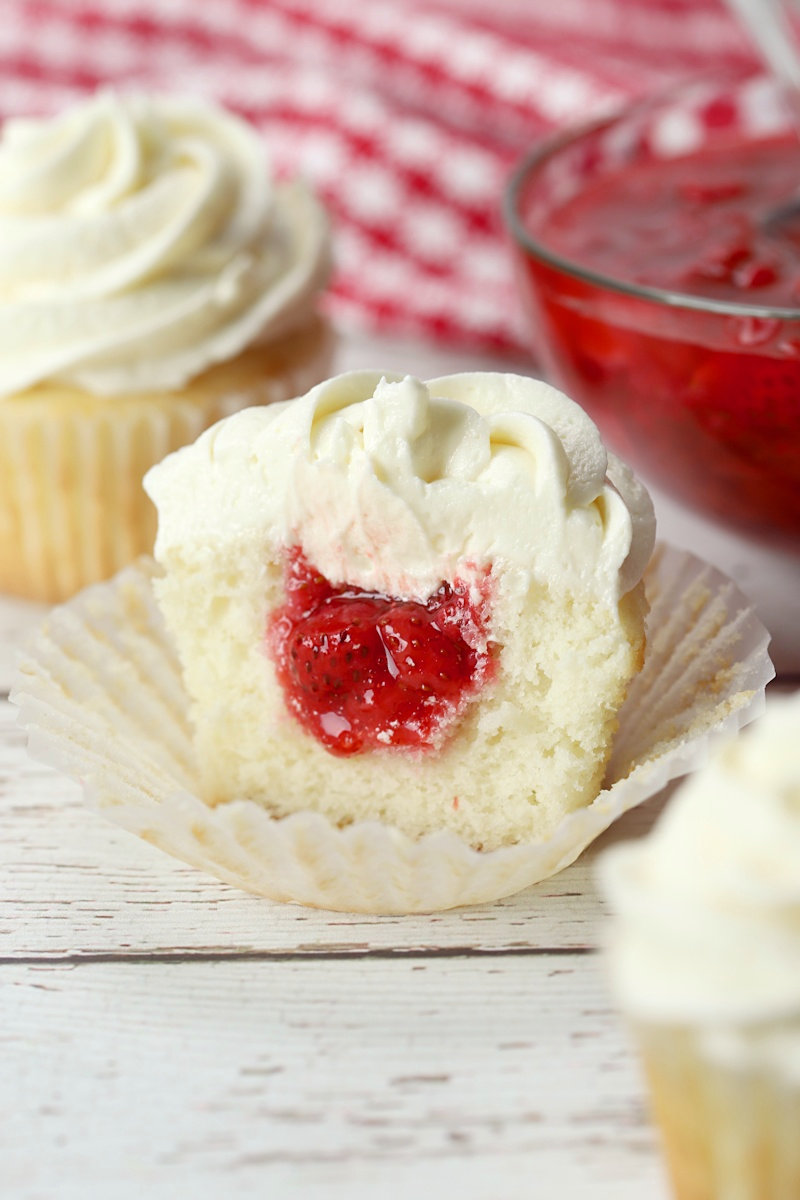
726 0 800 130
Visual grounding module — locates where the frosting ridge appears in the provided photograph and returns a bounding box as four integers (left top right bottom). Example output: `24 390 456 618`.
600 691 800 1025
0 91 330 395
146 370 655 607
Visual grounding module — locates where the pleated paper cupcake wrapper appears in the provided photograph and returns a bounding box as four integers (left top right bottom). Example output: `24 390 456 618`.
12 543 773 913
0 317 333 605
634 1020 800 1199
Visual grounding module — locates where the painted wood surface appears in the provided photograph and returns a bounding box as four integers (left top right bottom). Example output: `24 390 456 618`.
4 957 669 1200
2 679 675 1199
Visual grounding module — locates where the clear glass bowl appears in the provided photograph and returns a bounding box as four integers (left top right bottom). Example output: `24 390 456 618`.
505 73 800 552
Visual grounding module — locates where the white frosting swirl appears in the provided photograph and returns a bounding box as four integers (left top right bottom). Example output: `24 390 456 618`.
0 91 330 395
146 370 655 606
599 692 800 1026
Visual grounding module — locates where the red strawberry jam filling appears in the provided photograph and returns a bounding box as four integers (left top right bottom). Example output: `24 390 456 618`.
268 549 495 756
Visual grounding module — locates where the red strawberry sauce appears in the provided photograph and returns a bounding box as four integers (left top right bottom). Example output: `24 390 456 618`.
268 549 495 756
542 138 800 308
518 135 800 548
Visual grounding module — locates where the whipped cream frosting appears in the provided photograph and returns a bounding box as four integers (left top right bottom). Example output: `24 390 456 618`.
599 691 800 1027
146 370 655 606
0 91 330 395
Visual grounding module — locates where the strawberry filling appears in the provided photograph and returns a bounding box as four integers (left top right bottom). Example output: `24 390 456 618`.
268 549 495 756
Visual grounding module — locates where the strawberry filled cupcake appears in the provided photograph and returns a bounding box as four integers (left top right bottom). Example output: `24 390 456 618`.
144 370 655 850
14 368 774 911
0 91 332 602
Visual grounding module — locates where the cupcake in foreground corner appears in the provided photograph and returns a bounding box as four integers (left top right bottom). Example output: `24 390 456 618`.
599 693 800 1200
0 90 332 603
144 370 655 850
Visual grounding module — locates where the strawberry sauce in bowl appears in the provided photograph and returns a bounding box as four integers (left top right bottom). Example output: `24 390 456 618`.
505 74 800 551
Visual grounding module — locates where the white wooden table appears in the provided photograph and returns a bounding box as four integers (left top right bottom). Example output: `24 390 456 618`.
2 334 797 1200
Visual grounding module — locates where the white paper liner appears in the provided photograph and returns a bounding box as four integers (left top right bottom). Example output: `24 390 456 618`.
633 1021 800 1199
12 544 774 913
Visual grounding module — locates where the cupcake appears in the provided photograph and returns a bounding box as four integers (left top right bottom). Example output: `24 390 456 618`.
14 370 773 911
0 90 332 603
144 370 656 850
598 692 800 1200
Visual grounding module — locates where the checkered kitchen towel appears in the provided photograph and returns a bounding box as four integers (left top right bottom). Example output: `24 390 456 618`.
1 0 758 354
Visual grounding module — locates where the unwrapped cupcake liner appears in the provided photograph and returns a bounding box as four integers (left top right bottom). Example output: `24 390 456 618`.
634 1020 800 1200
12 543 773 913
0 316 333 604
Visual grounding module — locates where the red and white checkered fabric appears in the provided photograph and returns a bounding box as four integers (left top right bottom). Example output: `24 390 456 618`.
0 0 758 354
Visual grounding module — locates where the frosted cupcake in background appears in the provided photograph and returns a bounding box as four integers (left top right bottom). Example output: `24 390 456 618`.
0 91 332 602
599 692 800 1200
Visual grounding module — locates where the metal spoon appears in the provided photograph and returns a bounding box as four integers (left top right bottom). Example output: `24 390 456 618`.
725 0 800 229
726 0 800 124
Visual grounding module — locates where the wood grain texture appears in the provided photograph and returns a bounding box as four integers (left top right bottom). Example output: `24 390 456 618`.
2 957 669 1200
2 683 672 1198
2 651 792 1200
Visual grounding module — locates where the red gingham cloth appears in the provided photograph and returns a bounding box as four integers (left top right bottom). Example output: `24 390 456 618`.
0 0 759 355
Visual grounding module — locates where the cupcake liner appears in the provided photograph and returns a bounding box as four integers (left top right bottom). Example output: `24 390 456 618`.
634 1021 800 1200
0 315 333 604
12 543 773 913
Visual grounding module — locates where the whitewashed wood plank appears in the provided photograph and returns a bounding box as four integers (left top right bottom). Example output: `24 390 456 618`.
1 956 669 1200
1 698 669 957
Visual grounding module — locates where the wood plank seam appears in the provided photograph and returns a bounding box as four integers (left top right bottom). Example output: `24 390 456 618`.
0 946 597 966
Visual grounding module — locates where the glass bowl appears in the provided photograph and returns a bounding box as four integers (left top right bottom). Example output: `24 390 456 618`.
504 73 800 553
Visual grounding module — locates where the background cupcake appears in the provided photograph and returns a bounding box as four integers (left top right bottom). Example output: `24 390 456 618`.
599 692 800 1200
0 90 332 603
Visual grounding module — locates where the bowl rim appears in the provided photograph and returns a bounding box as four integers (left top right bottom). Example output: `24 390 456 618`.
503 88 800 322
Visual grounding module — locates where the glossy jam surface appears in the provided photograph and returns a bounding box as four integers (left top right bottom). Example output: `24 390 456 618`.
517 135 800 550
543 137 800 306
268 550 495 756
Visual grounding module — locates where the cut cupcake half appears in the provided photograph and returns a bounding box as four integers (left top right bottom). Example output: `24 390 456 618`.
144 370 656 850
